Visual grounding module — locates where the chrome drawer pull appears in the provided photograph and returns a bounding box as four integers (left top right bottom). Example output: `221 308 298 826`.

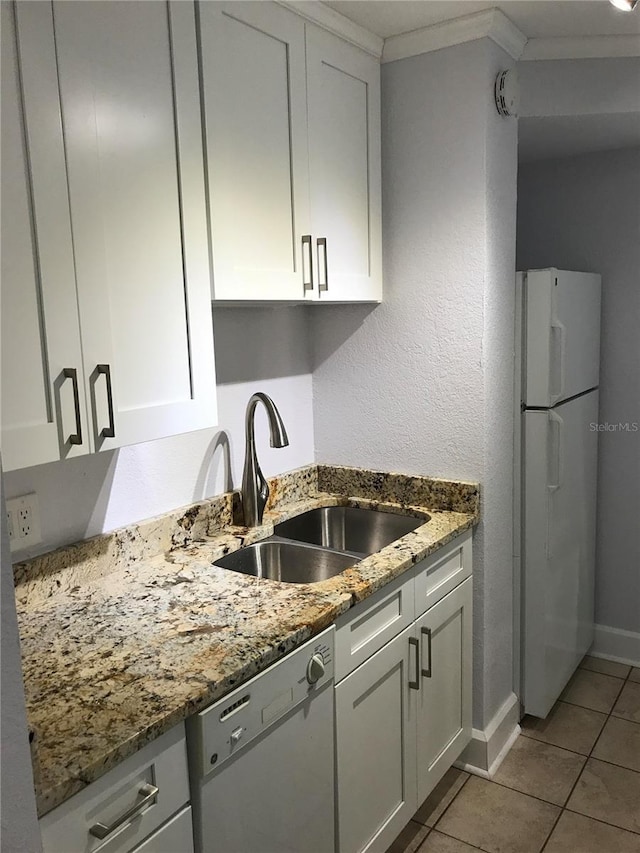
97 363 115 438
302 234 314 292
62 367 82 446
317 237 328 292
408 636 420 690
89 782 158 840
421 627 432 678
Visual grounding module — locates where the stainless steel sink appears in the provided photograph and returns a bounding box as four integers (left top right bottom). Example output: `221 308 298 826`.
213 537 359 584
274 506 426 556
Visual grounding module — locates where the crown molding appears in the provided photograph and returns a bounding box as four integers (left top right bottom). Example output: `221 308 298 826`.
277 4 638 65
521 35 640 61
382 8 527 64
277 1 384 58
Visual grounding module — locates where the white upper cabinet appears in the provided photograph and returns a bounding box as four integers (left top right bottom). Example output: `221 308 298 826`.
307 27 382 302
198 2 311 301
1 1 89 471
2 1 217 471
198 2 382 303
51 0 217 451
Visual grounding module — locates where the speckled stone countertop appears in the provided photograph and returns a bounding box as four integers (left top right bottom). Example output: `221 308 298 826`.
14 464 479 817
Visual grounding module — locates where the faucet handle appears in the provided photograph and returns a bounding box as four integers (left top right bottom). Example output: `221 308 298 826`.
256 466 269 520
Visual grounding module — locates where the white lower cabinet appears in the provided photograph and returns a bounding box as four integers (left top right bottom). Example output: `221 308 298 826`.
415 579 473 804
336 624 417 853
39 724 192 853
335 532 473 853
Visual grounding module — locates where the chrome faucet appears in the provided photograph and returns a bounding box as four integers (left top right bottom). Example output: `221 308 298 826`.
241 393 289 527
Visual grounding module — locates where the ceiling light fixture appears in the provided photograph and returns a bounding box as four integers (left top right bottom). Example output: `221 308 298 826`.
609 0 638 11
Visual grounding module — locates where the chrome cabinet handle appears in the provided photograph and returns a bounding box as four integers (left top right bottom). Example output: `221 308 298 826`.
89 782 158 840
317 237 328 292
97 364 115 438
408 636 420 690
421 627 432 678
62 367 82 446
302 234 314 292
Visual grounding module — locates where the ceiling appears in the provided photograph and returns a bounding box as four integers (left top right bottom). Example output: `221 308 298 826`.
324 1 640 41
325 1 640 161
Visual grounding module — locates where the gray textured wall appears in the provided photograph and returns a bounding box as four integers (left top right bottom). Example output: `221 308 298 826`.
311 39 518 730
519 57 640 118
517 147 640 635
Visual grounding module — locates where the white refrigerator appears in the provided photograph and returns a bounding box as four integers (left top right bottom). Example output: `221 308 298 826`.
516 268 601 719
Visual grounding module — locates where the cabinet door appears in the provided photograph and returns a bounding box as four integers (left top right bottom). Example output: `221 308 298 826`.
306 26 382 303
198 2 311 301
51 0 217 451
1 2 89 471
415 578 472 804
336 624 417 853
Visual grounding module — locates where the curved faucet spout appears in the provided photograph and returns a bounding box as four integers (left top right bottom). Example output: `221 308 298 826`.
242 393 289 527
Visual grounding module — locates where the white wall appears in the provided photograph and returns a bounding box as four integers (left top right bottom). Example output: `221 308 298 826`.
518 57 640 163
1 475 42 851
4 307 314 557
517 147 640 637
311 39 518 730
519 57 640 119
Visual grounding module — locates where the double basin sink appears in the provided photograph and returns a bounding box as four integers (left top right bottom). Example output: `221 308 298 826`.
214 506 428 584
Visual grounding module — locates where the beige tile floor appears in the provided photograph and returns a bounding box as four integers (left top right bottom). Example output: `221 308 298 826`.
387 659 640 853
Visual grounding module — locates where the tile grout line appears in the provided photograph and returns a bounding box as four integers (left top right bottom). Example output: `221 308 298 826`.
408 773 475 852
539 690 609 853
420 826 484 851
563 807 640 837
583 754 640 776
404 663 639 853
545 663 640 844
421 772 472 832
580 663 633 682
414 774 477 852
587 666 630 759
522 664 638 852
538 803 564 853
519 726 597 759
481 773 584 809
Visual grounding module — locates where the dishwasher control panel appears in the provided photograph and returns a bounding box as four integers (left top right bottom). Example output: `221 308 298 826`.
188 626 334 779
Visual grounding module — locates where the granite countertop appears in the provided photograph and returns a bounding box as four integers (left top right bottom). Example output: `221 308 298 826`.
14 464 480 817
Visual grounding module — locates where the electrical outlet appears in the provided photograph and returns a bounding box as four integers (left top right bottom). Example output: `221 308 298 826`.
6 493 41 553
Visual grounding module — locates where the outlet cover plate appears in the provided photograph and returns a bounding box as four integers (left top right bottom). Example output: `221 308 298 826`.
6 493 41 553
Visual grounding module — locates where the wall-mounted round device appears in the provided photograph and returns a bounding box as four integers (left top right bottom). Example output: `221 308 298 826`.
494 69 519 118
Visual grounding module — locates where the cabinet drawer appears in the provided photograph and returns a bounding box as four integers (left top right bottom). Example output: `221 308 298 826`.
414 531 472 617
130 807 193 853
39 724 190 853
335 571 414 682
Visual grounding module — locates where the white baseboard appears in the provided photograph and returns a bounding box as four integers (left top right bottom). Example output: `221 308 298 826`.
455 692 520 777
590 624 640 668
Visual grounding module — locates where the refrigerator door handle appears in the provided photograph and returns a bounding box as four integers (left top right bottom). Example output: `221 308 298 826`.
547 411 564 494
547 410 564 560
549 320 566 406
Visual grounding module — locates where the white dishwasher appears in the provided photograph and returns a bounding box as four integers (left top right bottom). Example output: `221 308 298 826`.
187 627 335 853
